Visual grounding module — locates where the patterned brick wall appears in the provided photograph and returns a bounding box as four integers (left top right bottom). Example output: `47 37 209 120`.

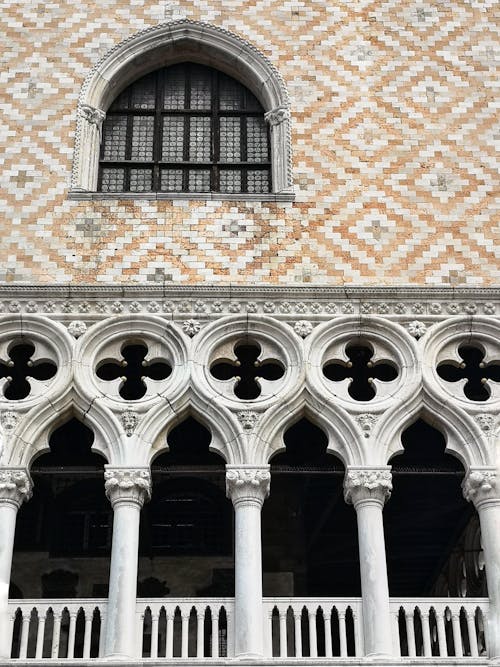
0 0 498 285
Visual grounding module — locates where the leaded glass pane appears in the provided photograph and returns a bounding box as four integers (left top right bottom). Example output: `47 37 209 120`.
160 169 183 192
162 117 185 161
247 169 270 193
219 76 243 110
100 167 125 192
163 66 185 109
130 73 156 109
189 117 211 161
219 117 241 162
129 168 153 192
188 169 210 192
219 170 242 193
189 66 211 110
109 90 129 110
102 116 127 160
247 117 268 162
130 116 154 160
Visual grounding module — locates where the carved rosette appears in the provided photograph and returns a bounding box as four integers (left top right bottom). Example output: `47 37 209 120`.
226 465 270 507
344 467 392 507
104 467 152 507
463 468 499 507
0 468 33 508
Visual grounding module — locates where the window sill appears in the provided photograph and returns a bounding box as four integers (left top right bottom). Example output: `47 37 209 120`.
68 190 295 203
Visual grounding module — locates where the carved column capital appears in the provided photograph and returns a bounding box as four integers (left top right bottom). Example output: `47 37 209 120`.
0 468 33 509
463 467 499 508
344 466 392 507
104 466 151 508
79 104 106 128
226 465 270 508
264 106 290 126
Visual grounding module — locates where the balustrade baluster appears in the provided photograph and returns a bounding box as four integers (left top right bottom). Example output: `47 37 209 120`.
391 610 401 656
151 611 159 659
211 608 219 658
279 609 287 657
19 614 30 659
98 612 106 657
67 612 77 658
466 609 479 657
35 611 46 659
293 609 302 657
436 609 447 656
181 612 189 658
51 612 61 659
339 611 348 657
197 608 205 658
421 611 432 657
166 611 174 658
452 612 463 657
406 609 416 657
82 611 92 659
324 612 332 658
226 608 234 657
308 608 317 657
352 610 362 657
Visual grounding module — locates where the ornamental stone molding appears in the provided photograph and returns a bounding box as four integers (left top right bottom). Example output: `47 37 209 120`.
237 411 260 431
104 467 152 507
462 468 499 507
0 411 18 432
356 413 379 438
67 320 88 338
0 468 33 508
344 467 393 506
78 104 106 127
226 465 271 507
121 409 139 437
474 414 496 433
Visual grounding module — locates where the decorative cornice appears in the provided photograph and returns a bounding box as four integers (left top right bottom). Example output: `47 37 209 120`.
226 465 270 507
0 468 33 508
463 468 499 507
344 466 392 506
104 467 151 507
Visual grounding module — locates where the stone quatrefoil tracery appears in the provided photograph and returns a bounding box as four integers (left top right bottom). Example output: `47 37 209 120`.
210 343 284 399
0 343 57 400
96 343 172 400
323 343 398 401
437 344 500 402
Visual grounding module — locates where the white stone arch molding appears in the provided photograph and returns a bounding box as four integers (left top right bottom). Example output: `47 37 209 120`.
140 388 243 467
4 389 123 467
306 316 420 421
190 314 304 414
0 314 73 413
254 389 363 467
375 390 491 469
423 316 500 413
72 19 292 194
74 315 189 416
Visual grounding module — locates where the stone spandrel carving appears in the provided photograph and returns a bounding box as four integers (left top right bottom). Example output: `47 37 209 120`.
121 409 139 437
226 466 270 506
0 468 33 507
237 410 259 431
463 468 498 506
344 467 392 506
79 104 106 127
104 467 152 506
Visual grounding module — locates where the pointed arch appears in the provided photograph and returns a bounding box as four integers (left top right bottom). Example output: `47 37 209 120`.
72 20 292 194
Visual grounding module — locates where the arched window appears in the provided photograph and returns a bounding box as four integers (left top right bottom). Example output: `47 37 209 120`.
98 63 271 194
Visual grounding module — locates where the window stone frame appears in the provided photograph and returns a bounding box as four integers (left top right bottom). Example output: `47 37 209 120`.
70 20 293 200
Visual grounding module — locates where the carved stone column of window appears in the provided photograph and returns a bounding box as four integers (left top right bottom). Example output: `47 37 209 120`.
0 468 32 658
74 104 106 191
226 465 270 659
344 466 393 658
463 467 500 660
264 106 292 193
103 466 151 659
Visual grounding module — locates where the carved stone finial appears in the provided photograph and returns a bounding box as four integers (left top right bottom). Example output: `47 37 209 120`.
237 411 259 431
67 320 87 338
79 104 106 127
264 106 290 126
463 468 498 506
104 467 151 507
0 468 33 508
356 413 378 438
226 465 270 507
121 409 139 437
344 467 392 506
474 414 495 433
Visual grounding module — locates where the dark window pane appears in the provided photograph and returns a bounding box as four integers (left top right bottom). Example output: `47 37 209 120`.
220 169 242 193
219 75 243 110
160 168 183 191
163 65 185 109
247 169 270 193
129 168 153 192
188 169 210 192
130 116 154 160
247 117 268 162
102 116 127 160
189 116 211 161
100 167 125 192
220 117 241 162
190 66 212 110
130 72 156 109
162 117 185 161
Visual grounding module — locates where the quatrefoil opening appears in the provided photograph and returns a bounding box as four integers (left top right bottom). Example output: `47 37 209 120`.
322 343 398 401
96 342 172 400
437 344 500 402
210 342 284 400
0 342 57 400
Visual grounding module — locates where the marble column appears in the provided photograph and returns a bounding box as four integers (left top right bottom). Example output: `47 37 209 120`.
344 466 393 658
226 464 270 659
463 467 500 660
103 466 151 659
0 468 32 659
